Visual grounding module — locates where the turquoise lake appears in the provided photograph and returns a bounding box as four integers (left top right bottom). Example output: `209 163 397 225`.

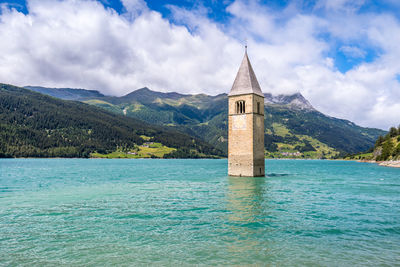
0 159 399 266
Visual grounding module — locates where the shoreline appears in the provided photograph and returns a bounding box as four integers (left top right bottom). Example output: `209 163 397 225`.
1 158 398 167
0 157 348 161
357 160 400 168
0 157 224 160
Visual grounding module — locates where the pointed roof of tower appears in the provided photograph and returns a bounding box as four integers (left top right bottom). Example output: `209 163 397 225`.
229 49 264 97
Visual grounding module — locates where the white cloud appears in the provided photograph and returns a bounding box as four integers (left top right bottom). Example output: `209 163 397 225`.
120 0 148 18
0 0 399 130
315 0 366 13
340 46 366 58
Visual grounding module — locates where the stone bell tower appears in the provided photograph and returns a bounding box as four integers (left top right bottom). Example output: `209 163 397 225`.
228 48 265 177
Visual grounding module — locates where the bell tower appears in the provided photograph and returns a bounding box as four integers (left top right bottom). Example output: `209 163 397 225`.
228 48 265 177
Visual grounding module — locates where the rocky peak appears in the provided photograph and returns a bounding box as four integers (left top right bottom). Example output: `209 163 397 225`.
264 92 315 111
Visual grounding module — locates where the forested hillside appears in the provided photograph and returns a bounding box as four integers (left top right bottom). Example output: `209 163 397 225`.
375 127 400 161
350 126 400 161
0 84 224 158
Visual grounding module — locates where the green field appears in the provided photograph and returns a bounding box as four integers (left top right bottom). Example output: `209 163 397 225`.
91 142 176 158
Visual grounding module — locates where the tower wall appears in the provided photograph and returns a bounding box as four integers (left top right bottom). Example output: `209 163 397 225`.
228 93 265 177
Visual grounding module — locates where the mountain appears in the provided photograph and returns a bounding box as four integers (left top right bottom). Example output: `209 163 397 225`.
24 86 387 158
0 84 224 158
118 87 188 103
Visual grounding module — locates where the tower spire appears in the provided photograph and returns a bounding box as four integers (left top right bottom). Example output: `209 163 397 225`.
228 47 263 97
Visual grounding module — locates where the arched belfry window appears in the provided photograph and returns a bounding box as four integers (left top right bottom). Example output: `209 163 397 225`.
236 100 246 114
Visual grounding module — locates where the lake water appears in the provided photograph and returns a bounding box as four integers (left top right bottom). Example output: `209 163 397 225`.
0 159 399 266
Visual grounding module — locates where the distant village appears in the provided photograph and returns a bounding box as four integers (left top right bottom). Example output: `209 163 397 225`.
127 142 155 155
280 151 302 157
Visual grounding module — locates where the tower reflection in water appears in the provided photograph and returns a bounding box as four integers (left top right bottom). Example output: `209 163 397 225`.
226 176 270 257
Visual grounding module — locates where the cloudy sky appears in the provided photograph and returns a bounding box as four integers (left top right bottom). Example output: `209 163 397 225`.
0 0 400 130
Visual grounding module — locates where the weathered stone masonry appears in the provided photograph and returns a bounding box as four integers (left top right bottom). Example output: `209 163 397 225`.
228 50 265 177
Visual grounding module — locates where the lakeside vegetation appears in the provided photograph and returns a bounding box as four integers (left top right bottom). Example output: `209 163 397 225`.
91 142 176 158
346 126 400 161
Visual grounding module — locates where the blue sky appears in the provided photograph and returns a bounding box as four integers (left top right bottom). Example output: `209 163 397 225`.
0 0 400 129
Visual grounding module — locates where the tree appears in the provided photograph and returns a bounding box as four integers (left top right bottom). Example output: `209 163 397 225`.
378 138 394 161
375 135 384 147
389 127 398 137
393 143 400 157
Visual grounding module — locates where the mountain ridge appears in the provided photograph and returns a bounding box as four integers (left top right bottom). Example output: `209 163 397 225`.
24 85 386 158
25 86 106 100
26 85 317 108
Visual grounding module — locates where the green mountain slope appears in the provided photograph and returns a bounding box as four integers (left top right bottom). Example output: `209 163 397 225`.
0 84 224 158
348 126 400 161
263 105 385 158
26 86 386 158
